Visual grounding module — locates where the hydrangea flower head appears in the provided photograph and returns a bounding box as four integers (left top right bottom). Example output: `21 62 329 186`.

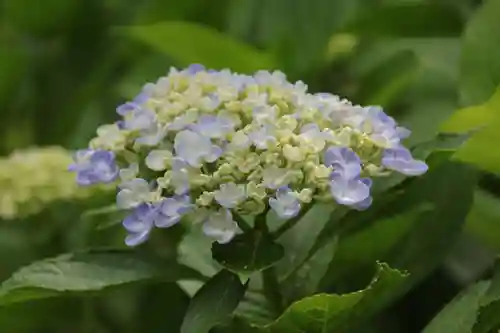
70 65 427 246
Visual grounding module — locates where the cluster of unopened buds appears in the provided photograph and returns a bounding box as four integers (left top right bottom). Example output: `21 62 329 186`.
69 64 428 246
0 146 101 220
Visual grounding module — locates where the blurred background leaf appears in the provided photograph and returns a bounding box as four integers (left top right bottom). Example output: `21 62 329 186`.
123 21 276 73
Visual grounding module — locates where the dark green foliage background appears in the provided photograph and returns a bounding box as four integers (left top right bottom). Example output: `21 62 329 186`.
1 0 500 332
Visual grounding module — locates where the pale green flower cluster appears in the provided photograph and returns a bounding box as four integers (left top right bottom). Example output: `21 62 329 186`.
0 147 107 220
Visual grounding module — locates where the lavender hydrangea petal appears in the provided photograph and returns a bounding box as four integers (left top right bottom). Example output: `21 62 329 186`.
329 173 370 206
269 187 300 219
193 115 234 139
202 209 241 244
214 183 246 208
125 230 151 247
174 130 217 167
155 196 192 228
382 147 428 176
324 147 362 180
122 204 155 247
135 125 167 146
70 149 118 186
124 109 156 131
186 64 205 74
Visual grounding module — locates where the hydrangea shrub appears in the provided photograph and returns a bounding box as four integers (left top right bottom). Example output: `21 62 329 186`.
69 65 428 247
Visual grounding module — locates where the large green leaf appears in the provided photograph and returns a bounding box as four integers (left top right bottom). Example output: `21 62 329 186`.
452 126 500 174
0 250 201 305
423 260 500 333
473 262 500 333
177 229 220 296
440 88 500 173
273 204 337 300
465 190 500 252
422 281 491 333
178 229 219 278
260 263 406 333
181 269 247 333
235 288 275 326
321 152 476 295
123 21 275 73
440 88 500 133
460 0 500 106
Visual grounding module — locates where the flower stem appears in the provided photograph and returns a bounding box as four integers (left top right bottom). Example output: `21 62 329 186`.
262 266 285 315
254 210 285 315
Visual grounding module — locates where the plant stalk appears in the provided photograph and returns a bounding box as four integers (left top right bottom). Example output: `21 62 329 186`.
254 211 285 315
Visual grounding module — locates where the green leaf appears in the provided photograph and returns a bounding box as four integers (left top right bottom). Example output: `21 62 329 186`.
260 263 407 333
123 21 276 74
460 0 500 106
179 228 219 278
214 318 262 333
135 283 191 333
473 262 500 333
212 231 284 274
177 229 220 296
440 88 500 173
0 250 202 305
235 288 275 326
322 152 476 295
440 88 500 133
453 126 500 173
273 204 337 300
181 269 247 333
423 260 500 333
422 280 491 333
466 190 500 252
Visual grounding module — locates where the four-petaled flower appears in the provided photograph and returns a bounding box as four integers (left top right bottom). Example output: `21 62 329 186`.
155 195 192 228
174 130 222 167
202 209 242 244
69 149 118 186
269 187 301 219
382 147 428 176
123 203 157 247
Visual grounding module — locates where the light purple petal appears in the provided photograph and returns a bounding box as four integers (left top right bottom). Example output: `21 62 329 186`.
202 224 236 244
125 230 151 247
351 196 373 211
330 173 371 206
324 147 362 180
269 187 301 219
382 148 428 176
186 64 205 74
70 149 118 185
